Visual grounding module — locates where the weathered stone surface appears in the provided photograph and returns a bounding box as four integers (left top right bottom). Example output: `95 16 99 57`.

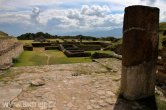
123 30 158 66
0 87 22 107
123 5 159 33
0 59 122 110
30 78 45 86
122 5 159 66
0 58 164 110
121 61 156 100
0 35 23 69
121 5 159 100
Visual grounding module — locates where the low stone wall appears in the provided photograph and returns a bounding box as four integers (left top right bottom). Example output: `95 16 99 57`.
0 38 23 69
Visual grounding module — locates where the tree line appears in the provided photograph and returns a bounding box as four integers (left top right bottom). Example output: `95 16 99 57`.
17 32 120 42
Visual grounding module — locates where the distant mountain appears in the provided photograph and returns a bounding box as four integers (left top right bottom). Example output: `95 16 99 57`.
63 28 122 38
83 28 122 38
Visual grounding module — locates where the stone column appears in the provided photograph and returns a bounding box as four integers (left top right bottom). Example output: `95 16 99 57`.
121 5 159 100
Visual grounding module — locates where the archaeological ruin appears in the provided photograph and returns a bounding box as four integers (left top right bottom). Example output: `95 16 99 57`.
121 5 159 100
0 31 23 70
59 44 91 57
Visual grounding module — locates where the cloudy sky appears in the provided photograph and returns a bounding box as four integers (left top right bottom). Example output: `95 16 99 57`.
0 0 165 37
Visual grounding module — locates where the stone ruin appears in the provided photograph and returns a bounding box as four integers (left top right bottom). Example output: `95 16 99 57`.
157 38 166 85
121 5 159 100
59 44 91 57
0 32 23 70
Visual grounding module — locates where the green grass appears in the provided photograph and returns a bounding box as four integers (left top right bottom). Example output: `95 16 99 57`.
46 50 92 64
14 49 92 67
47 38 64 42
18 40 33 45
156 96 166 110
160 22 166 31
14 50 47 66
18 39 64 45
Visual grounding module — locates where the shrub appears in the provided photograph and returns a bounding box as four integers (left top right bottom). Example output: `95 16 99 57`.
114 44 122 55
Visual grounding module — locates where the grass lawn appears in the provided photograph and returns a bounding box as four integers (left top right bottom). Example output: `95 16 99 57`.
14 49 48 66
156 95 166 110
46 50 92 64
14 48 92 67
18 40 33 45
47 38 64 42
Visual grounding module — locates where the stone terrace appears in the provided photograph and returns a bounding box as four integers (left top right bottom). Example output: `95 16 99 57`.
0 59 120 110
0 58 164 110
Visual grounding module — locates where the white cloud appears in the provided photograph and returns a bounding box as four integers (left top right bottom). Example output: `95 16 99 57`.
0 0 165 36
0 12 31 25
161 11 166 21
63 5 122 31
31 7 40 24
81 5 110 17
140 0 157 5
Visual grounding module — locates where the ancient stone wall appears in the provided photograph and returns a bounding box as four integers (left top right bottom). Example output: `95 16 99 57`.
0 38 18 52
0 37 23 69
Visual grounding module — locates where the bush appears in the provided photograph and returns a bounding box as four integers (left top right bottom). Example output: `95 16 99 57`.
114 44 122 55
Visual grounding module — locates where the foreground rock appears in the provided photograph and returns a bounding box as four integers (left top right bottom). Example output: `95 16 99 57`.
30 78 45 87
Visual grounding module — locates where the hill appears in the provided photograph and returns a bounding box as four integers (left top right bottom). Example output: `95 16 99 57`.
0 31 9 38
